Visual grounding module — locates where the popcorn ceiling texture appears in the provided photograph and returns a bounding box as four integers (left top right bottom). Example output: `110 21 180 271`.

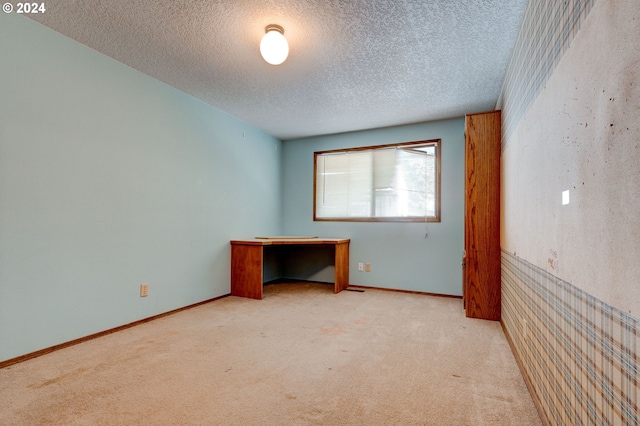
27 0 527 140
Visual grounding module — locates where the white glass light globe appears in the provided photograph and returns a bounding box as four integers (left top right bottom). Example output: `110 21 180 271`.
260 29 289 65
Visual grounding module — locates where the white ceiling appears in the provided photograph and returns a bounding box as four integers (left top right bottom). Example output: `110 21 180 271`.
28 0 527 140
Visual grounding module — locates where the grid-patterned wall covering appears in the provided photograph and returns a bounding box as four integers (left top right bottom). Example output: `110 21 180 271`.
496 0 595 150
502 250 639 425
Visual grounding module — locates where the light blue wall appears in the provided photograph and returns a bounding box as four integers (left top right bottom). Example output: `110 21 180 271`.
0 15 282 362
281 118 465 295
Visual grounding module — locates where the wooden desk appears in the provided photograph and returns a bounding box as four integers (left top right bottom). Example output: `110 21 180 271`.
230 237 350 299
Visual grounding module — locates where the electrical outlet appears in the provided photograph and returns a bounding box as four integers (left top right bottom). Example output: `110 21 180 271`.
140 283 149 297
365 263 371 272
358 263 364 272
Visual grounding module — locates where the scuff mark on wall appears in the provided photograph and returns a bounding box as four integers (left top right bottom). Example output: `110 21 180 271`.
548 249 558 271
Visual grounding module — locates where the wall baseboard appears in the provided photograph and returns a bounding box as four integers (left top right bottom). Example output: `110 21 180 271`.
2 284 461 369
347 284 462 299
0 294 230 370
264 279 463 299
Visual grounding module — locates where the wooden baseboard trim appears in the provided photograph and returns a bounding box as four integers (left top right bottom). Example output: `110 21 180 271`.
0 294 231 370
347 284 463 299
500 320 549 426
262 280 462 299
263 278 333 285
263 280 462 299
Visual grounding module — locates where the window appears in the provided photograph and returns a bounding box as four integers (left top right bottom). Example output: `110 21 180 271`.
314 140 440 222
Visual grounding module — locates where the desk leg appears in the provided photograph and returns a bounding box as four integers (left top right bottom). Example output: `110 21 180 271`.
231 244 263 300
334 242 350 293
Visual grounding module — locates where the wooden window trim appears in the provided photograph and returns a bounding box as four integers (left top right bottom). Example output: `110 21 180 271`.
313 139 441 223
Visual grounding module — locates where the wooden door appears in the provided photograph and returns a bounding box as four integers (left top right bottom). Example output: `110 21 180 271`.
464 111 501 320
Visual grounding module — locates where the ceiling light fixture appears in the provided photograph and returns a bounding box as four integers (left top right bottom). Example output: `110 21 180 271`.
260 24 289 65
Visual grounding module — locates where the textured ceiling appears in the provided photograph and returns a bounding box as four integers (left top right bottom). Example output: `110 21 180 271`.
27 0 527 140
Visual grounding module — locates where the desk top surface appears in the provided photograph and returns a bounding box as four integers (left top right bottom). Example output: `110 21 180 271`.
230 237 350 246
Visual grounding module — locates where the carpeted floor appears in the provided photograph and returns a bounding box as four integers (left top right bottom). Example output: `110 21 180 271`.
0 282 541 425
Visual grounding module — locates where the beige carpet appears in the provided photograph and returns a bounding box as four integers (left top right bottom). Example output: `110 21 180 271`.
0 282 541 425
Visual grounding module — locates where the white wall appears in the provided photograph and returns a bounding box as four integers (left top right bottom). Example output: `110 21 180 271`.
501 0 640 316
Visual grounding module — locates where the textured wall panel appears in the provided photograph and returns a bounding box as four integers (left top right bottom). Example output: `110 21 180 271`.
502 250 638 425
499 0 640 424
500 0 640 316
496 0 595 150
